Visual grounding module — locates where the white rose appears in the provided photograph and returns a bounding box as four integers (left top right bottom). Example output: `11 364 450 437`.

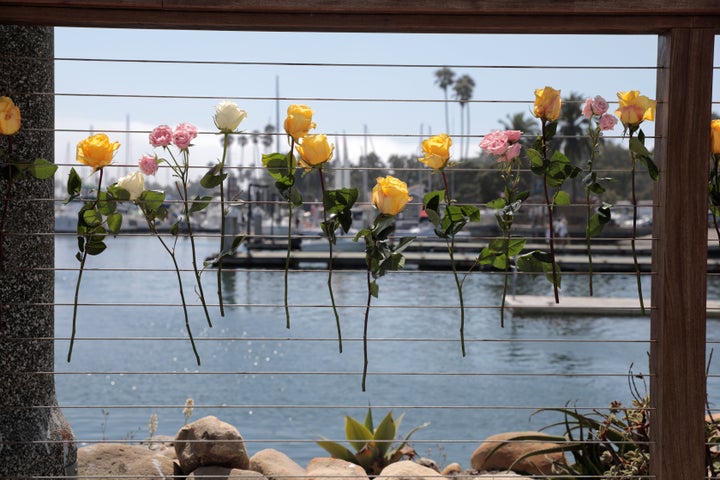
117 171 145 201
214 100 247 132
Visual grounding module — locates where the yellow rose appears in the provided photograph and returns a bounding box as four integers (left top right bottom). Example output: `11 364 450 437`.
296 134 334 171
615 90 656 127
76 133 120 171
283 104 316 141
712 119 720 155
533 86 562 122
419 133 452 170
372 175 412 216
0 96 21 136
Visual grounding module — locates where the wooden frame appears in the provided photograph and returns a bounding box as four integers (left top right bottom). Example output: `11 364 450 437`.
1 2 719 479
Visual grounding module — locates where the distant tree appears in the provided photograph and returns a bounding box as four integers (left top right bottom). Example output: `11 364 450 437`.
453 74 475 160
434 67 456 134
262 123 274 153
556 92 591 202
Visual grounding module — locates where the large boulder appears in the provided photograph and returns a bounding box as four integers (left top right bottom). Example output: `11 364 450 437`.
175 416 250 475
376 461 443 480
77 443 175 479
249 448 306 480
470 431 564 476
306 457 369 480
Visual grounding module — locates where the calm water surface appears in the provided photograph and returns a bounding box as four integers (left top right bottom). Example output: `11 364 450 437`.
53 235 720 466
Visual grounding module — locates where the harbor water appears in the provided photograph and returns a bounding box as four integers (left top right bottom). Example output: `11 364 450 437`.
53 234 720 466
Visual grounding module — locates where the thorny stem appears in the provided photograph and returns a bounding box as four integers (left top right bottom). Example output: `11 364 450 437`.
441 171 466 356
362 267 372 392
541 121 560 304
585 126 601 297
318 169 342 353
68 167 104 362
217 132 230 317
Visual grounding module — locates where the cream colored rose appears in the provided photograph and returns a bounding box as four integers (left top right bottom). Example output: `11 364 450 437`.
117 171 145 201
214 100 247 133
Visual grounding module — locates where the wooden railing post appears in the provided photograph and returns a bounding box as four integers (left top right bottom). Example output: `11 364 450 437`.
651 28 714 480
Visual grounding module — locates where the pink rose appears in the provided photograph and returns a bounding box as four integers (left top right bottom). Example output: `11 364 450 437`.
149 125 173 147
138 154 159 176
582 98 594 119
503 142 522 162
173 123 197 150
591 95 609 116
480 130 509 156
598 113 618 131
505 130 523 143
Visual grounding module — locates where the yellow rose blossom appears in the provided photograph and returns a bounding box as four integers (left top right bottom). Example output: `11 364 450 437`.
533 86 562 122
76 133 120 171
296 134 334 171
372 175 412 216
419 133 452 171
615 90 656 127
712 119 720 155
283 104 316 141
0 96 21 136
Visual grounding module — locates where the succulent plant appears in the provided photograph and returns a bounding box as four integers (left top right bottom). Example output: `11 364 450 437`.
316 408 429 476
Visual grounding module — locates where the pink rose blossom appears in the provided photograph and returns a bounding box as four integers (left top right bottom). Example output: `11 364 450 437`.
149 125 173 148
598 113 618 131
138 154 159 176
504 142 522 162
173 123 198 150
590 95 609 116
582 98 594 119
505 130 523 142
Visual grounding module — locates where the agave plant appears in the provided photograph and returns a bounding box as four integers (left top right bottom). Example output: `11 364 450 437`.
316 408 429 476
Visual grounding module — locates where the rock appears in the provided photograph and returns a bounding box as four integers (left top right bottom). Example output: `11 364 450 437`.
175 416 250 474
306 457 369 480
417 457 440 472
474 472 533 479
439 462 462 476
249 448 306 480
470 431 564 476
188 465 268 479
77 442 175 479
377 461 443 480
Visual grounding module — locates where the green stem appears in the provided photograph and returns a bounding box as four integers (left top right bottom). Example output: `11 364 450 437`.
318 170 342 353
284 138 296 329
179 150 212 327
362 267 372 392
500 230 510 328
630 152 646 315
68 167 104 362
585 189 594 297
142 208 200 365
541 121 560 303
440 171 466 356
217 132 229 317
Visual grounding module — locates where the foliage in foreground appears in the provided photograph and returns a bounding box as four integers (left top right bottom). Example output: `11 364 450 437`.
316 408 429 476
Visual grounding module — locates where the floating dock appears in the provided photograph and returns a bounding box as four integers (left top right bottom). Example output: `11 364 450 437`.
505 295 720 318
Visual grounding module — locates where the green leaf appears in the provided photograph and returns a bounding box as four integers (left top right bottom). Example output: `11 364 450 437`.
139 190 166 212
345 416 373 451
422 190 444 226
526 148 544 170
97 190 117 216
106 184 130 203
370 280 379 298
364 408 374 433
586 203 612 238
81 208 102 227
373 412 396 458
29 158 57 180
106 212 122 234
200 164 227 189
262 152 296 182
316 439 358 463
189 195 212 214
553 190 571 206
85 240 107 256
486 198 506 209
66 168 82 204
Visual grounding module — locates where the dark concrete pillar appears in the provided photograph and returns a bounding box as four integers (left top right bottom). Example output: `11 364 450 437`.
0 25 77 479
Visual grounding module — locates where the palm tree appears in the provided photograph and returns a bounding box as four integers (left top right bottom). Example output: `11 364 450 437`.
434 67 455 134
556 92 591 202
453 74 475 160
262 123 275 153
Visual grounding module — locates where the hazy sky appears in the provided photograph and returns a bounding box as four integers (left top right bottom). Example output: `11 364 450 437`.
53 28 720 185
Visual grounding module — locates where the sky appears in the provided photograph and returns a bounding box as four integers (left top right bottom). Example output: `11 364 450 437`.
52 28 720 187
